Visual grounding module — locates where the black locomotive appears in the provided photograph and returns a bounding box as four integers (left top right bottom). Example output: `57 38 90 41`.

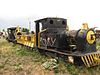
7 17 100 67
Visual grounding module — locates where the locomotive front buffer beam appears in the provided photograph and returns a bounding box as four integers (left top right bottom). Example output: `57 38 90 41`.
68 51 100 67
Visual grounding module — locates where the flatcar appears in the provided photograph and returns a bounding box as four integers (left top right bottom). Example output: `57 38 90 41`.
7 17 100 67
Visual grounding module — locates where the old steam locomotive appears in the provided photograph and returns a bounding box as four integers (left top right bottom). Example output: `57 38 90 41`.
7 17 100 67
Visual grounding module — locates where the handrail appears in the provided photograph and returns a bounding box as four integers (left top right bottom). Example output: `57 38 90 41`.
38 29 47 47
39 29 47 33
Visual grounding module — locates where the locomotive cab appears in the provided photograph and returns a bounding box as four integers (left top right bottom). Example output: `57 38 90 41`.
35 17 69 51
7 27 17 42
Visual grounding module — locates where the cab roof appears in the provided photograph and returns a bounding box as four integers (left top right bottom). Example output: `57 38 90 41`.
7 27 17 30
35 17 67 22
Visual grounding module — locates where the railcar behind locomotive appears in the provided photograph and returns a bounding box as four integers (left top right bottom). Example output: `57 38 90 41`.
7 17 100 67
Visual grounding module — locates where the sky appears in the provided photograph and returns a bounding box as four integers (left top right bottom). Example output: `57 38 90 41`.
0 0 100 31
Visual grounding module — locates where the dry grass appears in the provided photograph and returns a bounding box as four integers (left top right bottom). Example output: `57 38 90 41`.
0 39 54 75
